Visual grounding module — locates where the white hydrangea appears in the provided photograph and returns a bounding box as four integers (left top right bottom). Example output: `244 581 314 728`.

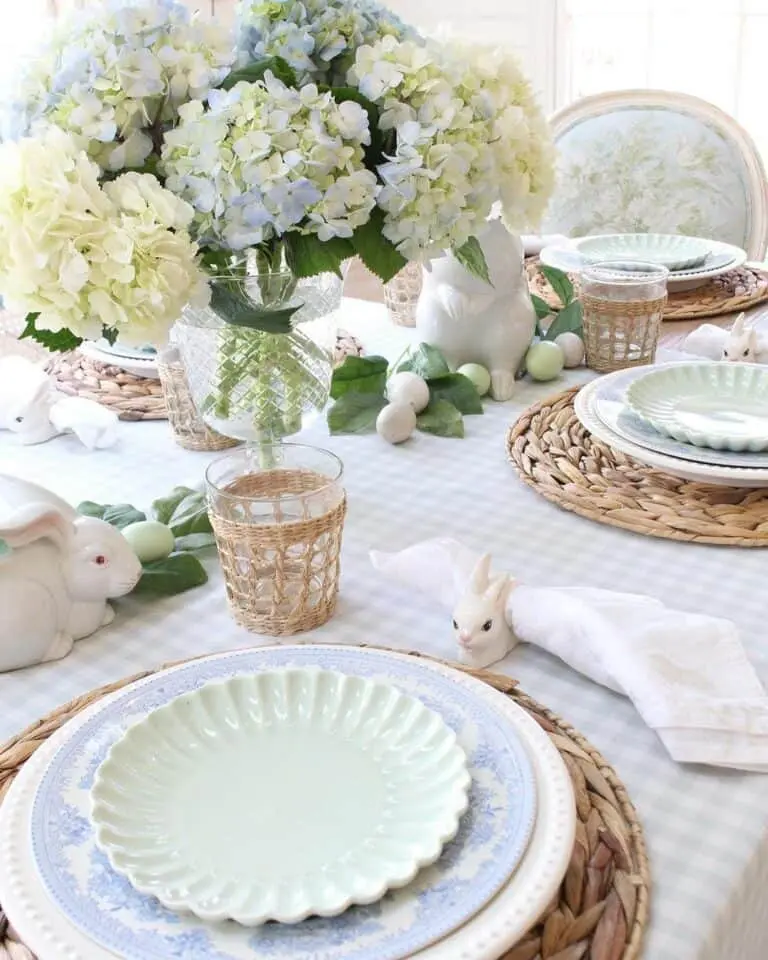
237 0 411 84
4 0 236 172
0 129 209 346
161 74 379 249
347 36 555 260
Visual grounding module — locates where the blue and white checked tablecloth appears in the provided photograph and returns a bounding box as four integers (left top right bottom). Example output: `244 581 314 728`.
1 300 768 960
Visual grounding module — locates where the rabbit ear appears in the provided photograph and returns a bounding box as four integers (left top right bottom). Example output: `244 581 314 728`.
484 574 515 607
0 503 73 550
732 312 746 334
470 554 492 593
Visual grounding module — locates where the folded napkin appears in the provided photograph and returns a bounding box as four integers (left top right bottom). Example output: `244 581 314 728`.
371 538 768 771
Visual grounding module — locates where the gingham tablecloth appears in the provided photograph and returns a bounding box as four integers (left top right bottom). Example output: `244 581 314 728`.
2 300 768 960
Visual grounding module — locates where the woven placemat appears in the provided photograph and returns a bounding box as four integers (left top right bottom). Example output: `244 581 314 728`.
44 332 366 425
508 388 768 546
0 650 649 960
527 260 768 321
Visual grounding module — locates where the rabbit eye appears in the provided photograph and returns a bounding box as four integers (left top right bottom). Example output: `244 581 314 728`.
94 555 108 566
482 619 493 632
743 348 750 357
14 416 23 423
452 618 458 630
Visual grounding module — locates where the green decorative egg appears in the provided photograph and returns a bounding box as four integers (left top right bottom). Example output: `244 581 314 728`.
122 520 175 564
525 341 565 382
457 363 491 396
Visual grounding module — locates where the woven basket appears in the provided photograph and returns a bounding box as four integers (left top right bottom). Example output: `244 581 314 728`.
157 355 239 452
581 294 666 373
383 262 423 327
210 470 347 635
0 652 649 960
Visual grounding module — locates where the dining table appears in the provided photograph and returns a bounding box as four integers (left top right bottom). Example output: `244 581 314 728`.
1 296 768 960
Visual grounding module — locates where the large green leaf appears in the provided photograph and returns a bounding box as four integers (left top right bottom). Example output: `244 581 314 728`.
284 233 353 279
220 56 297 90
330 355 388 400
427 373 483 415
77 502 147 529
539 265 574 307
174 532 217 552
20 314 82 353
152 486 198 525
416 399 464 438
327 392 387 434
164 492 213 537
543 300 584 341
209 281 299 333
530 293 553 320
133 552 209 596
352 208 408 283
397 343 450 380
452 237 492 285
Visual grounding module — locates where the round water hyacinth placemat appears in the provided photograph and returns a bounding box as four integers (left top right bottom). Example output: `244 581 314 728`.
0 650 649 960
508 388 768 546
526 260 768 322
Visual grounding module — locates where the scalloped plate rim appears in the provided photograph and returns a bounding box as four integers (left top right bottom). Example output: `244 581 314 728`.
574 232 712 269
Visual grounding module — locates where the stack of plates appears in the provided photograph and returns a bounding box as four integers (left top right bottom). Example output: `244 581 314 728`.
540 233 747 292
0 645 576 960
80 339 160 379
575 360 768 487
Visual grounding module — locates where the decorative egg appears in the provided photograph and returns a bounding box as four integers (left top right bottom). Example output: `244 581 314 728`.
525 341 565 382
376 402 417 444
122 520 175 563
457 363 491 397
554 332 585 368
386 371 430 413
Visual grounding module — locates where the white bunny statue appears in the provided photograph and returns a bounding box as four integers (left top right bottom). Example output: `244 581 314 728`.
415 219 536 401
721 312 768 363
0 475 142 672
0 356 118 448
451 554 517 667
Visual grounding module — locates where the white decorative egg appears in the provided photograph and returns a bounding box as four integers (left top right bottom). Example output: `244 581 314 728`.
386 371 430 413
376 402 417 444
554 332 585 368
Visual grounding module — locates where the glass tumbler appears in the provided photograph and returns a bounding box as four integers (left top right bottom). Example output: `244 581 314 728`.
579 260 669 372
206 443 346 636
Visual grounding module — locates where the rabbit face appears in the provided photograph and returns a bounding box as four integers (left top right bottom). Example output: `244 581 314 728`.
450 554 516 666
65 517 142 601
722 329 758 362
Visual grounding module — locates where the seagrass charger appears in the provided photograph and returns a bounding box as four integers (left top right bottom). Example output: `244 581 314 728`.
0 651 650 960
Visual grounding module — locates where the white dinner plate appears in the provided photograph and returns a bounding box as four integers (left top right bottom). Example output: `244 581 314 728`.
593 365 768 469
574 233 711 270
575 369 768 486
91 668 471 925
626 362 768 452
540 240 746 291
0 646 574 960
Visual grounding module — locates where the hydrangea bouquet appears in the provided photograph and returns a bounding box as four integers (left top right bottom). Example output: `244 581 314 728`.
0 0 554 439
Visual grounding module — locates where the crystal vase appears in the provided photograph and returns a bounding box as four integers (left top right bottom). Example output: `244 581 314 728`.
176 270 341 443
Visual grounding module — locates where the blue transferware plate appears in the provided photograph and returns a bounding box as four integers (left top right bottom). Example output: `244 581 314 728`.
31 646 537 960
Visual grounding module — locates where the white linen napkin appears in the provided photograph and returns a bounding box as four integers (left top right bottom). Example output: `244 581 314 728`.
371 538 768 771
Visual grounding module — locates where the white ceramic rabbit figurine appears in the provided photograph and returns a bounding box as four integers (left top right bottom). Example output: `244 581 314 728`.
415 219 536 402
0 486 142 672
721 313 768 363
0 357 61 445
451 554 518 668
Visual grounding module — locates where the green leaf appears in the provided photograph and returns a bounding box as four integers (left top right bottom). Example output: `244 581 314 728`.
352 208 408 283
544 300 584 341
209 281 299 333
397 343 450 380
220 56 297 90
20 314 82 353
539 265 574 307
417 399 464 438
133 552 209 596
531 294 553 320
165 493 213 538
77 502 146 529
427 373 483 415
452 237 492 286
152 486 198 525
0 538 11 558
174 532 217 552
284 233 353 279
330 86 384 167
327 392 387 434
330 355 388 400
